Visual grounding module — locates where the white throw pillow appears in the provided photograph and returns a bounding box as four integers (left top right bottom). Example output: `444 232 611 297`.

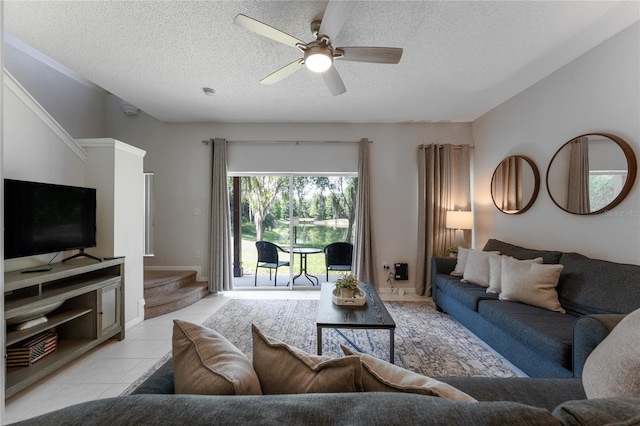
582 308 640 399
499 257 565 313
461 249 501 287
450 246 468 277
487 256 543 294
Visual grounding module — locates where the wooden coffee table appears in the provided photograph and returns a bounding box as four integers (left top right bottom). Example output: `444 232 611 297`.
316 282 396 363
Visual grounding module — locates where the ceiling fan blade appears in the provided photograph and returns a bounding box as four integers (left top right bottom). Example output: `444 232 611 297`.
260 59 305 85
318 1 356 41
337 47 403 64
234 14 304 48
322 65 347 96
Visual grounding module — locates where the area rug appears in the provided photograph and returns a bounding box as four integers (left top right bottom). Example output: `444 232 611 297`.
123 298 518 395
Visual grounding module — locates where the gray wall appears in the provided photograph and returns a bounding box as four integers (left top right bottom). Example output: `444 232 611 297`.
103 97 474 290
472 22 640 264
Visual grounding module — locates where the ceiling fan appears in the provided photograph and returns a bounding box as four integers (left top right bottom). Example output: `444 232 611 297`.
234 1 403 96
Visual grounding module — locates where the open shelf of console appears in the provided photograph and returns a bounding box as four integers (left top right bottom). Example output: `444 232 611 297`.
4 258 125 398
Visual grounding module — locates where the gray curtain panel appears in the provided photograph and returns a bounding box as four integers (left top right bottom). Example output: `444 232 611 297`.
353 138 378 287
208 138 233 292
567 136 590 214
492 156 523 211
416 144 471 296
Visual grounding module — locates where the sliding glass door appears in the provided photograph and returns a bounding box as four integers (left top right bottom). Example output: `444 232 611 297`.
229 174 356 288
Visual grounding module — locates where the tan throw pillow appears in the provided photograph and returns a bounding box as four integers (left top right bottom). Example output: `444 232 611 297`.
450 246 469 276
172 320 262 395
461 249 501 287
251 324 363 394
583 308 640 399
487 256 543 294
341 345 476 402
499 257 565 313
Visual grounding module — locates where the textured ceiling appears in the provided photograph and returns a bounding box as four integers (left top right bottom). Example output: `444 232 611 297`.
4 1 639 123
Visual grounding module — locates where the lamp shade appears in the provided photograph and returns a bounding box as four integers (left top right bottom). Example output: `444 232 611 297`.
446 211 473 230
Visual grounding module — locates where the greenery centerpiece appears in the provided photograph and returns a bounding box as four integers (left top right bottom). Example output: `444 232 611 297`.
334 274 359 298
446 246 459 257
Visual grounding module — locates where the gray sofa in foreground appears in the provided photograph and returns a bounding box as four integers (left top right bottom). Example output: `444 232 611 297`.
16 321 640 426
432 239 640 378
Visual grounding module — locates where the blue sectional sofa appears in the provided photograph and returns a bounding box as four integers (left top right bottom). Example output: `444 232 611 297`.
432 239 640 378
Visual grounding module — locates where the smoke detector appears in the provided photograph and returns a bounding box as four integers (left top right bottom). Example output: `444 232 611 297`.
120 101 139 116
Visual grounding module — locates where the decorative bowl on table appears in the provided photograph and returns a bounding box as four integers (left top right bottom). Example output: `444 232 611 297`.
332 275 367 306
331 286 366 306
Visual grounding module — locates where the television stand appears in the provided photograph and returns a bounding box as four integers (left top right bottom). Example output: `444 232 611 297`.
63 249 102 263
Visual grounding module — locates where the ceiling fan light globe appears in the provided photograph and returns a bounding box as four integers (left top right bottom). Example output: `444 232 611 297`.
305 53 332 73
304 45 333 73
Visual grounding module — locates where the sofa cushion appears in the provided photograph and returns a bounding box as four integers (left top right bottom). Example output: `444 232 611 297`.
434 275 499 311
478 300 578 369
438 377 586 411
251 324 363 394
582 308 640 399
552 397 640 426
461 250 501 287
487 256 543 294
172 320 262 395
483 239 562 264
558 252 640 315
341 345 476 401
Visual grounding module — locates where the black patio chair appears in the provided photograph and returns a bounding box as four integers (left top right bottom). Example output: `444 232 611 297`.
323 242 353 281
255 241 290 286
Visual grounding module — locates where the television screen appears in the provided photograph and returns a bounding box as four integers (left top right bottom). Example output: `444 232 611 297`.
4 179 97 260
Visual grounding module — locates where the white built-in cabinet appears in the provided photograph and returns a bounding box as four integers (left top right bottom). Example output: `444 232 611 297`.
77 138 146 327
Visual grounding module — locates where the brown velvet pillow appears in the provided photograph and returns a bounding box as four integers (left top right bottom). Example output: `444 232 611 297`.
172 320 262 395
252 324 363 394
341 345 476 401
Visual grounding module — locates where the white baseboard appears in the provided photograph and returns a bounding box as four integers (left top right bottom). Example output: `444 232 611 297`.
125 316 144 330
125 298 146 330
377 286 430 301
145 265 203 281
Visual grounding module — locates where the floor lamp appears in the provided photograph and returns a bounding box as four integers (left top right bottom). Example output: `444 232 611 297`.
446 211 473 248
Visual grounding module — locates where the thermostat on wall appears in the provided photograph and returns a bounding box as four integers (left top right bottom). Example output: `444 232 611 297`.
394 263 408 280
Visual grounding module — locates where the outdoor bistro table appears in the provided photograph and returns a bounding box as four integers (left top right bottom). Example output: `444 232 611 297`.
316 282 396 363
285 247 322 285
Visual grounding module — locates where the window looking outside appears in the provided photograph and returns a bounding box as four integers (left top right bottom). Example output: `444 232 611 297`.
229 175 357 287
589 170 627 212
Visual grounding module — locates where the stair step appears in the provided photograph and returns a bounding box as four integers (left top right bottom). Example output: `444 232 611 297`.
144 270 197 298
144 282 209 320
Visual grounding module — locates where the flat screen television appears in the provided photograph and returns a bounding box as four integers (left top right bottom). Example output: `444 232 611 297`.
4 179 97 260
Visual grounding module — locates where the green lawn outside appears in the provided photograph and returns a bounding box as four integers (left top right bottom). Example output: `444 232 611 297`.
235 218 351 276
236 238 327 276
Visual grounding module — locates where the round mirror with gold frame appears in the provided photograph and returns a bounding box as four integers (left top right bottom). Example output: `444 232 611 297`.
546 133 637 215
491 155 540 215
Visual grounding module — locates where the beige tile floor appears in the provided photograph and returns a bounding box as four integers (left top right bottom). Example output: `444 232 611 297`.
6 288 421 423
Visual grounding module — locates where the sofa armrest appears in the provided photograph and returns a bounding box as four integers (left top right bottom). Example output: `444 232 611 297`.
130 358 175 395
431 256 458 276
573 314 625 378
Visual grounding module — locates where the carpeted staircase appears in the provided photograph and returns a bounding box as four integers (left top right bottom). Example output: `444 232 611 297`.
144 270 209 319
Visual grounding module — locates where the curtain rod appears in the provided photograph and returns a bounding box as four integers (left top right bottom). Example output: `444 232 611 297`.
418 144 474 149
201 139 371 145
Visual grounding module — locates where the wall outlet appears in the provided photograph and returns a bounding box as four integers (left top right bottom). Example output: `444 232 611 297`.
383 262 389 270
194 250 200 258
